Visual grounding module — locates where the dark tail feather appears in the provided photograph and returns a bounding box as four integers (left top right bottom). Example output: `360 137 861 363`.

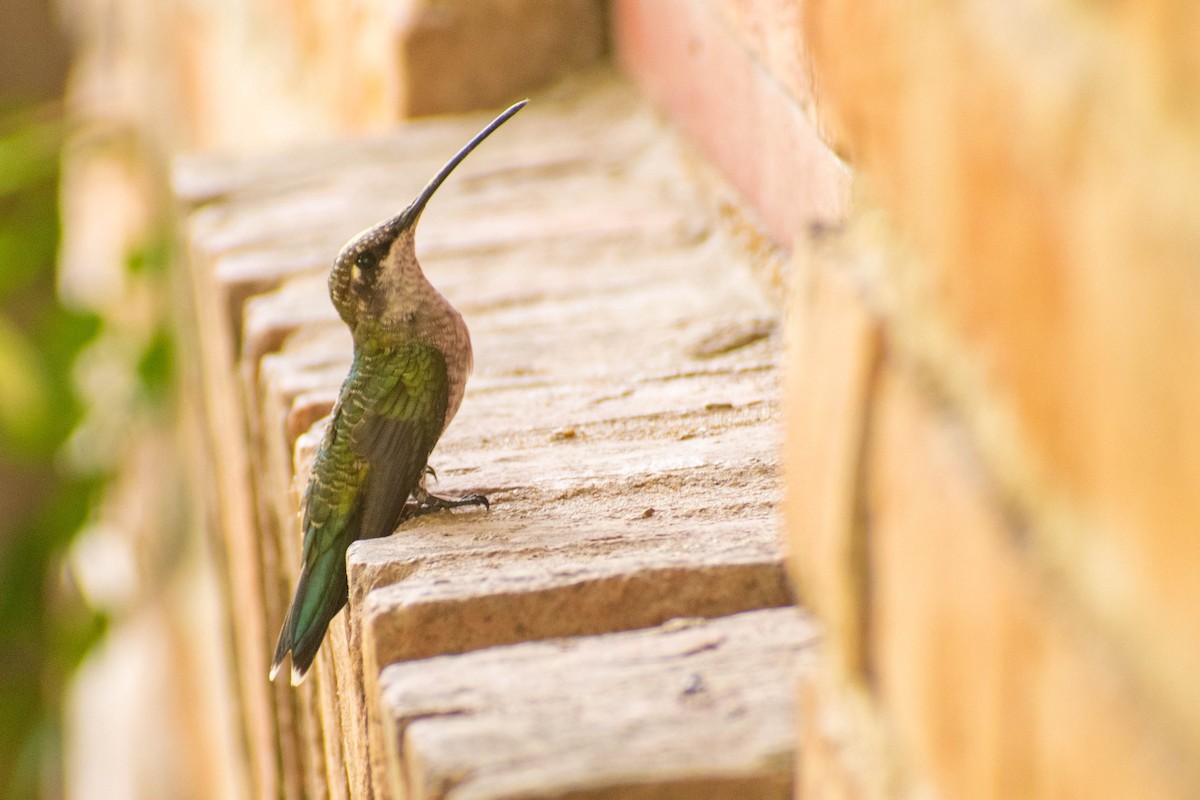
270 546 349 685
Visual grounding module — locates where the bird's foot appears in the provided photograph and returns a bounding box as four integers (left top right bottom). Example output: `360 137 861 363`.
403 487 490 520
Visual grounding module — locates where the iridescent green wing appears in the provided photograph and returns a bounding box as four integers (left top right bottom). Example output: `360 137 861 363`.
275 396 366 679
350 341 450 540
299 397 366 547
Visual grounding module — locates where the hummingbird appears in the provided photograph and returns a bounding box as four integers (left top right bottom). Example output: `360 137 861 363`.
270 100 527 685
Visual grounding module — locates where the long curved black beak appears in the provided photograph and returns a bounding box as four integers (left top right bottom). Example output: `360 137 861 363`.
403 100 528 228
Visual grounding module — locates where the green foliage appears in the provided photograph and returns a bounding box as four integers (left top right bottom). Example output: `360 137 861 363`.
136 325 175 404
0 108 108 800
125 232 171 277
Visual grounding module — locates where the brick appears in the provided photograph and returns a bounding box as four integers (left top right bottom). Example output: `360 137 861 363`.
709 0 817 119
803 0 1200 768
796 660 895 800
378 608 818 799
613 0 850 247
326 611 371 799
391 0 607 117
180 199 288 800
75 0 608 151
866 364 1195 799
782 229 882 681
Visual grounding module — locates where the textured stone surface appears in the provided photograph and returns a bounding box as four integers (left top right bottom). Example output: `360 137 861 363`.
709 0 816 120
378 608 818 799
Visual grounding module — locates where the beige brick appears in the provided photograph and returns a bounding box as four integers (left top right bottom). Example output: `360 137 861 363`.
378 609 817 799
613 0 849 247
867 364 1194 799
180 209 286 800
803 0 1200 770
782 233 882 680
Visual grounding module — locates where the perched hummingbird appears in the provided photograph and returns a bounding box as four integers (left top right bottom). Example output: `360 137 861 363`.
270 101 527 685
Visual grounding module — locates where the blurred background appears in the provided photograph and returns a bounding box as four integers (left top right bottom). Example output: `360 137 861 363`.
1 0 236 798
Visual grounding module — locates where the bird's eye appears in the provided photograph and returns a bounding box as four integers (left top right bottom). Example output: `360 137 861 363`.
350 250 376 280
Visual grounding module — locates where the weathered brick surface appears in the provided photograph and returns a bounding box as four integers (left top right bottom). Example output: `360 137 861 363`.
180 197 289 800
392 0 607 117
800 2 1200 775
786 215 1200 798
798 652 911 800
379 608 817 799
179 72 799 799
613 0 849 248
867 363 1192 799
782 231 881 681
709 0 816 121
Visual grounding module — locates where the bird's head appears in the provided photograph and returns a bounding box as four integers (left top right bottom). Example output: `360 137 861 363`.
329 100 528 332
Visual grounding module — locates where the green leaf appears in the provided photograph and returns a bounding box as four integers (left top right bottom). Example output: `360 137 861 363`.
137 326 175 402
125 233 171 276
0 117 62 196
0 316 52 453
0 191 59 301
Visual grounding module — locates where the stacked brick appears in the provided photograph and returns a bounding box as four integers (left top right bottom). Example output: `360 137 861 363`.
616 1 1200 798
176 74 813 798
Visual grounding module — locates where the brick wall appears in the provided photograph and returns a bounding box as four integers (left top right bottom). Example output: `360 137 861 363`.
69 0 1200 796
617 1 1200 797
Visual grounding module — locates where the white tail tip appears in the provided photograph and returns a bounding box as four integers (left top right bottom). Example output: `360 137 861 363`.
268 662 281 682
291 666 309 687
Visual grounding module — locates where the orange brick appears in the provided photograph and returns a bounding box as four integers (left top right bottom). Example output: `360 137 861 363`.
803 0 1200 770
796 662 897 800
867 364 1194 800
782 239 881 680
613 0 849 247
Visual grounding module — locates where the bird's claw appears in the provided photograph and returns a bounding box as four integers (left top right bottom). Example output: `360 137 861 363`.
402 488 490 520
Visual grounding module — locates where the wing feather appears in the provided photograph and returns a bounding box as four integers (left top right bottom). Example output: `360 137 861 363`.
350 343 450 540
274 341 450 682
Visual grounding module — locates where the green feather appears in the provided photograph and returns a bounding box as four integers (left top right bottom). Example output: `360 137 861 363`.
272 341 450 683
